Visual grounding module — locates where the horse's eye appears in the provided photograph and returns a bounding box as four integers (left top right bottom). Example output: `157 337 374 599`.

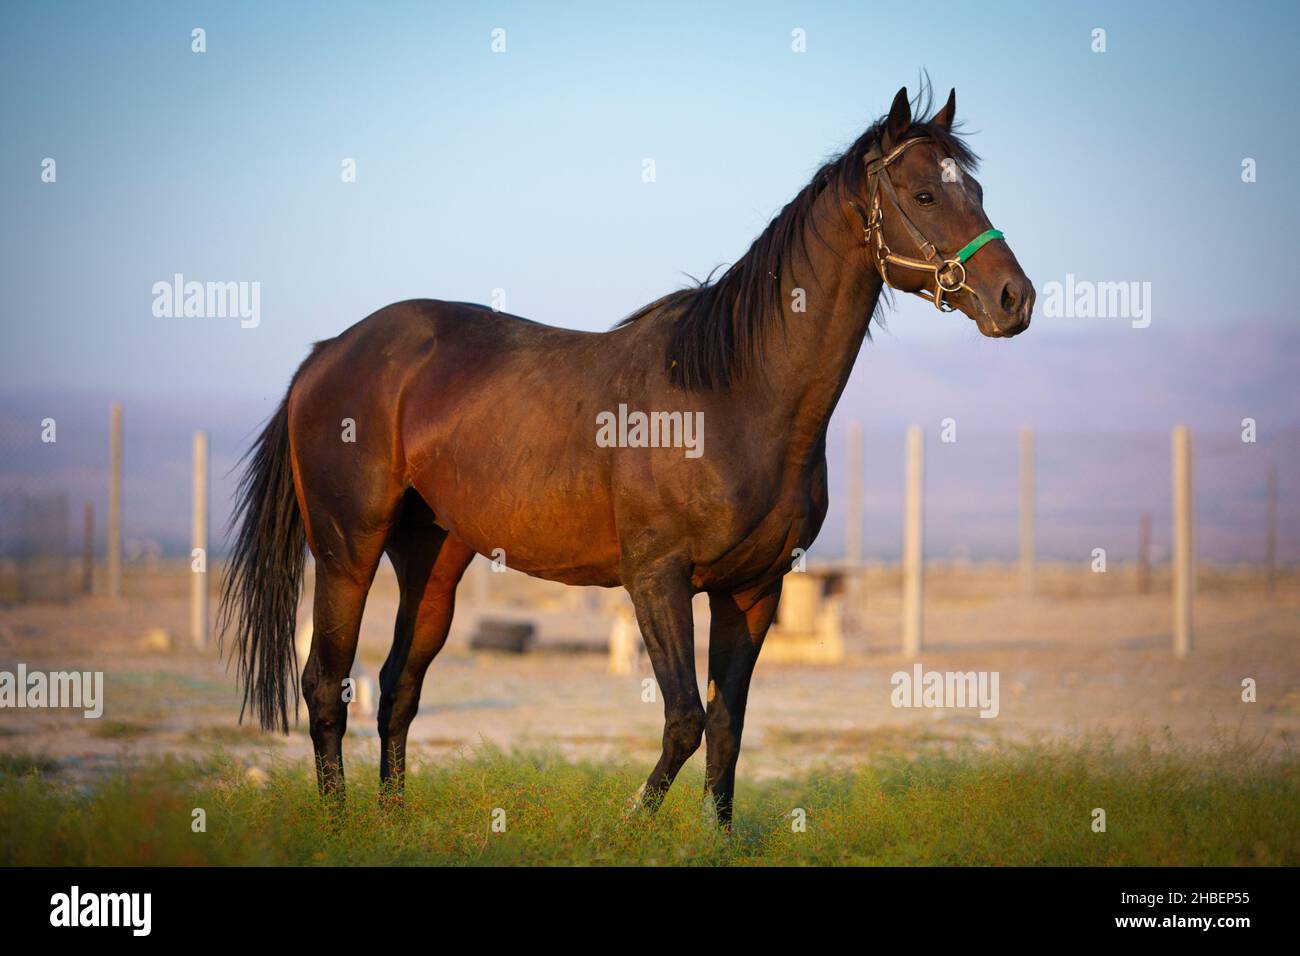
914 191 935 206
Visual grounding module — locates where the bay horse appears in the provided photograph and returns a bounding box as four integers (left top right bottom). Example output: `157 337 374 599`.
219 85 1033 828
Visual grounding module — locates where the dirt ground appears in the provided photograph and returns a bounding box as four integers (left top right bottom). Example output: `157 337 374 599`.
0 560 1296 782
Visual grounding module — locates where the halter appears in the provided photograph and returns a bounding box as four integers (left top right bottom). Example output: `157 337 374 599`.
855 137 1004 313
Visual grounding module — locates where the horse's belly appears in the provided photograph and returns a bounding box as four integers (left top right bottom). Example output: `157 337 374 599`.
410 456 622 587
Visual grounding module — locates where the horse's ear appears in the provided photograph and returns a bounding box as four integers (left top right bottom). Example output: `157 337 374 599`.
932 88 956 130
883 86 911 150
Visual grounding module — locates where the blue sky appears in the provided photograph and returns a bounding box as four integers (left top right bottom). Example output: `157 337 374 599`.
2 0 1298 401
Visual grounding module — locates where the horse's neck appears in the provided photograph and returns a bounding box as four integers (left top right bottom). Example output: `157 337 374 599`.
750 194 883 459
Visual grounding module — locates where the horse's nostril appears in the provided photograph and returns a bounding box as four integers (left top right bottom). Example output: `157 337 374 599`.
1000 282 1019 313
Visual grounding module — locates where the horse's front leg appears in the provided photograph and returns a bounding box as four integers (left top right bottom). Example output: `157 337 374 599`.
624 561 703 814
703 581 781 830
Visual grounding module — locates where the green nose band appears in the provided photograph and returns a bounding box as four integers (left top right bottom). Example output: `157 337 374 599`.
953 228 1004 264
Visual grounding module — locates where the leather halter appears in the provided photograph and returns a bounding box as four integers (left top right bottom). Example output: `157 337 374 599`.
854 137 1004 313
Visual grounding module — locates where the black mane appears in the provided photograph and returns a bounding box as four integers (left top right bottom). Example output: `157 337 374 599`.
617 86 978 390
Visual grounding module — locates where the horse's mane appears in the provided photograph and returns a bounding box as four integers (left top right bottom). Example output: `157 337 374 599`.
616 85 978 391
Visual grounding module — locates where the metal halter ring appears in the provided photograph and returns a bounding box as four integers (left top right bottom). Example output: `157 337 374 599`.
936 259 966 293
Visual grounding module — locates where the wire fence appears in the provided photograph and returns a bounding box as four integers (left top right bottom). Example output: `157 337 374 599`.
0 491 72 602
0 409 1295 604
824 426 1295 565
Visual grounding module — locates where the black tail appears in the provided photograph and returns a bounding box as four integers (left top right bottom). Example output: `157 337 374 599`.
218 395 306 733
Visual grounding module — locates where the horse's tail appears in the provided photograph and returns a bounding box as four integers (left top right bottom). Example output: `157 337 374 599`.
217 393 306 733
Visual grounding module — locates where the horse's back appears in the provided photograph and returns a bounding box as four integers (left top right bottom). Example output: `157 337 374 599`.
351 298 604 349
291 297 617 424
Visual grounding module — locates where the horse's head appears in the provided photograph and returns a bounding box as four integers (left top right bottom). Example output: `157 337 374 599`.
856 86 1033 337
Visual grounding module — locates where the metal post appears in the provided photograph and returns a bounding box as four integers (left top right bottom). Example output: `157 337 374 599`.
1137 511 1151 595
1172 426 1193 658
191 431 209 649
82 502 94 595
1020 427 1035 596
1266 464 1277 597
107 403 123 599
902 426 924 658
846 422 863 566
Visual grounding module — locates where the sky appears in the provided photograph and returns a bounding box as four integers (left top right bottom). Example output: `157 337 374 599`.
0 0 1297 560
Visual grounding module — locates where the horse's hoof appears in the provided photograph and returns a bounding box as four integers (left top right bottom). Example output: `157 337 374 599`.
623 783 648 817
700 793 720 829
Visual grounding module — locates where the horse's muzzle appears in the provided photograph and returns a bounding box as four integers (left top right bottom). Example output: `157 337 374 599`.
989 277 1034 336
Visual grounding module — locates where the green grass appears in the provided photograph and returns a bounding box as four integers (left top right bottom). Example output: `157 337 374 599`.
0 753 61 778
182 723 284 747
0 738 1296 865
88 720 157 740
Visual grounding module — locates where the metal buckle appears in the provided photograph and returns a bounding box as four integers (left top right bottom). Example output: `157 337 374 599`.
937 259 966 293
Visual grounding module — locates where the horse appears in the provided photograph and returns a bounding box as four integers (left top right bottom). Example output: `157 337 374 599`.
219 85 1033 829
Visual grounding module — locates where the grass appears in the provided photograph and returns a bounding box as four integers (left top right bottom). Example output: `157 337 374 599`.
88 720 157 740
0 738 1296 865
0 753 61 778
183 723 284 747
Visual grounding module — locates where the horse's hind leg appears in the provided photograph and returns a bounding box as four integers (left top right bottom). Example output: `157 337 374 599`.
378 493 475 802
302 547 386 802
298 488 398 802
